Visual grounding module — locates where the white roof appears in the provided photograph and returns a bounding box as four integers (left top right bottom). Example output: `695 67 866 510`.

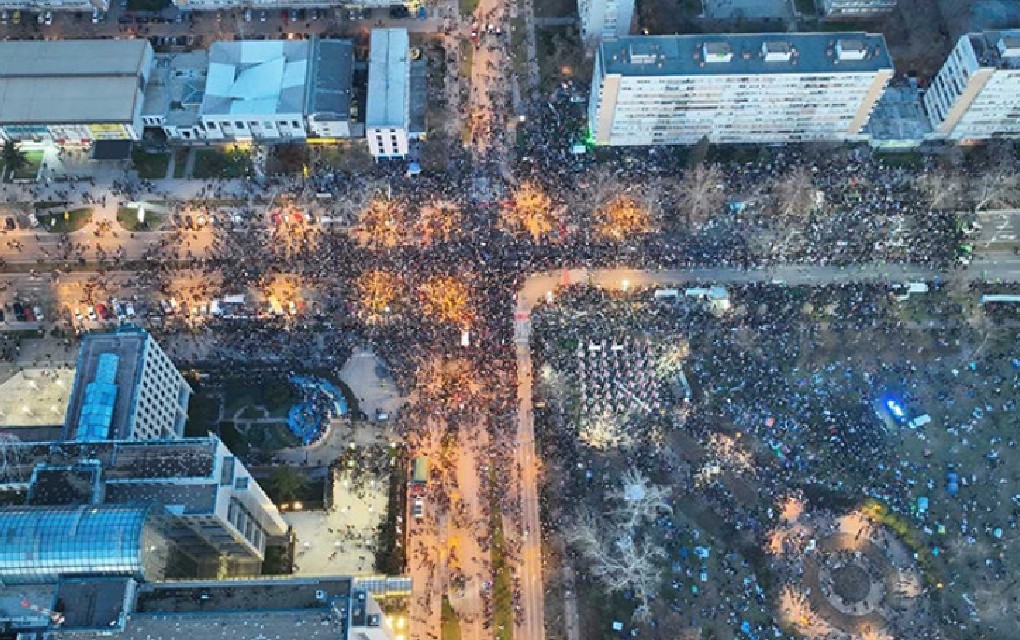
366 29 410 129
0 40 151 125
201 40 309 117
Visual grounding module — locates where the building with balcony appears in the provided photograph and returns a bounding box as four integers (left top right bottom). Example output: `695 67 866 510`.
0 40 153 145
587 33 894 146
822 0 896 19
63 327 192 442
578 0 633 44
923 30 1020 141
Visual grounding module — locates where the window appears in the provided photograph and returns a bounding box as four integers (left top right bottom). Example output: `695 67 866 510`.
235 121 244 129
292 121 300 128
234 477 249 490
206 121 217 129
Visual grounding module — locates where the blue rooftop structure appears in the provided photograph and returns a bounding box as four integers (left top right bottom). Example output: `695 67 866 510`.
75 353 120 441
0 505 153 584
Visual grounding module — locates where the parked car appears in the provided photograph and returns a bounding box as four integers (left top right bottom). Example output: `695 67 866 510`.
32 306 44 321
91 8 100 23
1 10 9 24
412 498 424 520
43 10 52 25
244 8 251 21
12 10 21 24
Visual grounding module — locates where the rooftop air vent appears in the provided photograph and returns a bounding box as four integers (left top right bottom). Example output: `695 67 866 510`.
703 42 732 63
835 38 868 61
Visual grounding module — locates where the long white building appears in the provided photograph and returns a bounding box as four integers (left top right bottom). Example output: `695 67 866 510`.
587 33 894 146
578 0 633 44
365 28 426 159
923 30 1020 141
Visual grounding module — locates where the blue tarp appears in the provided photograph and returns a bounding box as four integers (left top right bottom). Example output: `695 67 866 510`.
286 375 348 445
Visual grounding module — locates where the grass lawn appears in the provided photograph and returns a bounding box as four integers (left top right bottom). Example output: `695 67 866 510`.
458 40 473 79
173 150 188 178
36 207 92 233
510 17 528 79
441 596 462 640
193 147 252 179
222 375 298 420
489 469 513 640
458 0 478 16
794 0 816 14
535 25 586 92
316 144 374 174
534 0 575 18
877 151 923 168
131 149 170 179
185 393 221 437
10 150 44 181
117 206 165 232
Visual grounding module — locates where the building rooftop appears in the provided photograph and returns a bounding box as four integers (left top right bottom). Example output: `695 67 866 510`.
409 58 426 136
597 32 894 77
202 40 308 117
135 578 352 613
307 39 353 119
76 353 120 442
55 578 134 631
0 505 150 585
0 40 151 125
366 29 409 129
142 51 209 129
63 330 150 442
968 30 1020 70
0 438 218 488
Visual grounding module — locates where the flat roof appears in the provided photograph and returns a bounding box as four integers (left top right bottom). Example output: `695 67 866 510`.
63 331 148 441
0 40 150 126
0 40 151 78
968 30 1020 70
366 28 409 129
598 32 894 77
307 39 353 118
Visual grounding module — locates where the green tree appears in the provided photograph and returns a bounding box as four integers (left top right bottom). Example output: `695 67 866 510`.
267 467 309 503
2 140 27 174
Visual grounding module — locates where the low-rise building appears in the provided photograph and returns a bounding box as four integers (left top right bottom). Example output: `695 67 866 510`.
0 0 106 13
143 38 357 143
588 33 894 146
0 40 153 145
366 28 425 159
0 576 399 640
923 30 1020 141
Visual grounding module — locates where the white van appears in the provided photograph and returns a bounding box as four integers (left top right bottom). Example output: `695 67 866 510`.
908 414 931 429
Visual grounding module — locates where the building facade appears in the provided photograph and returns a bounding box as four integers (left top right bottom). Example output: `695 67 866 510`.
63 327 192 442
0 0 106 10
822 0 896 18
0 40 153 145
923 30 1020 141
366 29 412 158
578 0 634 44
588 33 894 146
142 38 356 144
0 436 289 576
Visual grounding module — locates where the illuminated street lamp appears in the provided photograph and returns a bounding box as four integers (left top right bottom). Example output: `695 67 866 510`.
419 276 471 326
502 182 560 241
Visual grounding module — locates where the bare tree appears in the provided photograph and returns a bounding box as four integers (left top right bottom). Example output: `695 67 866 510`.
567 468 672 620
917 168 965 211
972 142 1020 211
772 166 817 219
676 164 725 230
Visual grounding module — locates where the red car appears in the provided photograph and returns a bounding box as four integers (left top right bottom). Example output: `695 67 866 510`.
96 303 112 320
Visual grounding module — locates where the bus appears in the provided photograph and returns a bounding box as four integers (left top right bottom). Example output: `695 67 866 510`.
411 456 428 486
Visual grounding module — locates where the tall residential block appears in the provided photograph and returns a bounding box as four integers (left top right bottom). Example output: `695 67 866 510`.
579 0 634 44
587 33 894 146
923 30 1020 141
63 327 192 442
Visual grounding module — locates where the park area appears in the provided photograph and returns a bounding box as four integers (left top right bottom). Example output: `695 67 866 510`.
530 282 1020 640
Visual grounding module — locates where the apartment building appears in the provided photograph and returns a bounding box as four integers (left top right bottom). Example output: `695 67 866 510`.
0 0 106 13
923 30 1020 141
578 0 634 44
63 327 192 442
822 0 896 18
588 33 894 146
